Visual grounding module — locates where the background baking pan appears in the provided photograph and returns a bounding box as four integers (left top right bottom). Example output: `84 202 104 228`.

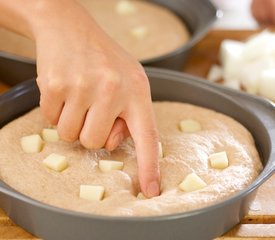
0 68 274 240
0 0 217 85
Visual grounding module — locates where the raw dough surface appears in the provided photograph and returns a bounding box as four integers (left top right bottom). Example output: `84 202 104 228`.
79 0 190 60
0 102 262 216
0 0 189 61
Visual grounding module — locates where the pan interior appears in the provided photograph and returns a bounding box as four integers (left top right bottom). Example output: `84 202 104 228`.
0 73 271 168
148 73 271 169
0 70 272 220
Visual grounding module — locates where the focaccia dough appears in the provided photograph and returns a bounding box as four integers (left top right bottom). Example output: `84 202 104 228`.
0 102 262 216
0 0 189 61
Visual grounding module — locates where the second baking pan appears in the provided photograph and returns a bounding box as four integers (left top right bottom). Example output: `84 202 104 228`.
0 67 274 240
0 0 217 85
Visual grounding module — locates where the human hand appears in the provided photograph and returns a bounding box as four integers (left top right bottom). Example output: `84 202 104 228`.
34 1 160 197
251 0 275 25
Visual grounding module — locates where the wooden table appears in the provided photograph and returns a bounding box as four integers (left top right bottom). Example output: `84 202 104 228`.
0 30 274 239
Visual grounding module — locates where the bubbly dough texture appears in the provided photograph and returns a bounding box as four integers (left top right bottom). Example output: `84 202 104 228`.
0 102 262 216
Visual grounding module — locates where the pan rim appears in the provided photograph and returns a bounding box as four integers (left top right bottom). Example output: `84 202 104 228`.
140 0 218 64
0 68 274 222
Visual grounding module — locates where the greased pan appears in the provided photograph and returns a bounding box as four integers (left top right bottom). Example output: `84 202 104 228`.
0 68 274 240
0 0 217 85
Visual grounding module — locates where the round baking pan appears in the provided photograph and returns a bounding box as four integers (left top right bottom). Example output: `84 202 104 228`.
0 0 217 85
143 0 217 69
0 68 274 240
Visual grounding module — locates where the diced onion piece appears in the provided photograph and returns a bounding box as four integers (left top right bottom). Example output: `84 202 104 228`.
238 58 275 94
179 173 207 192
43 153 68 172
98 160 124 173
130 26 148 39
116 1 136 15
242 31 275 62
137 192 146 200
207 64 223 82
209 151 229 169
223 79 241 90
80 185 105 201
220 40 244 79
179 120 202 133
21 134 43 153
42 128 59 142
259 69 275 101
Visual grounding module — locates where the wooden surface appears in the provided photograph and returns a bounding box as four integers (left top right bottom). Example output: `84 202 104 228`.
0 30 274 239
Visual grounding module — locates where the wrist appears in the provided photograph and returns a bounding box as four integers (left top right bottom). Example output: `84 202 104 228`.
31 0 98 40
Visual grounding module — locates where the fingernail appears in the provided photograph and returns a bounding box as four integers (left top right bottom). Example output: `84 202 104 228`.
109 133 124 151
146 181 160 198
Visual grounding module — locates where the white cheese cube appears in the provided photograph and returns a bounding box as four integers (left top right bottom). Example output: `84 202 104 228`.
137 192 146 200
209 151 229 169
179 173 207 192
158 142 163 158
116 0 136 15
98 160 124 173
43 153 68 172
130 26 148 39
42 128 59 142
21 134 43 153
259 69 275 101
179 119 202 133
80 185 105 201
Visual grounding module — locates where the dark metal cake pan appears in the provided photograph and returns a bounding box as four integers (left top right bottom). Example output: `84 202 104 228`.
0 0 217 85
0 68 274 240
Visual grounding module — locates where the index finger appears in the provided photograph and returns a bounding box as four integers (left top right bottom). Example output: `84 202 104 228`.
125 100 160 198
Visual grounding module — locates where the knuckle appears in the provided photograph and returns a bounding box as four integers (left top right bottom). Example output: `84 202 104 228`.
73 78 91 101
46 78 66 96
36 77 43 88
79 132 104 150
101 71 121 95
58 125 78 142
40 99 58 125
131 70 150 95
142 127 159 142
75 78 90 92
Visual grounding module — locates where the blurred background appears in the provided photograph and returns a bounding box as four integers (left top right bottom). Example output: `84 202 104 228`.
211 0 258 29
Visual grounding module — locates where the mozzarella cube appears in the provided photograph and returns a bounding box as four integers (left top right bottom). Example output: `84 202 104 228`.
116 0 136 15
259 69 275 101
42 128 59 142
21 134 43 153
179 119 202 133
179 173 207 192
98 160 124 173
209 151 229 169
137 192 146 200
130 26 148 39
80 185 105 201
158 142 163 158
43 153 68 172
